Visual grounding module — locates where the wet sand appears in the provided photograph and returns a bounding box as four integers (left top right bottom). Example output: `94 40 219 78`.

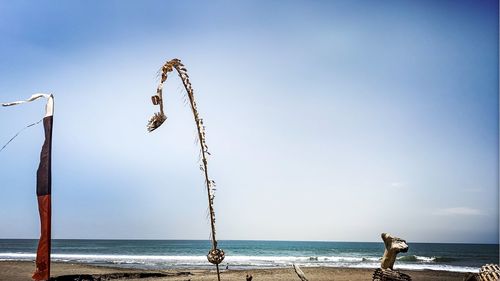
0 261 468 281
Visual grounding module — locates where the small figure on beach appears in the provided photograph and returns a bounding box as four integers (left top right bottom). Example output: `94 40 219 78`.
246 273 253 281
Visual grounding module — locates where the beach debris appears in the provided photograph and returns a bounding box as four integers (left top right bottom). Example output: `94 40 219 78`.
293 264 310 281
372 268 412 281
147 58 224 281
463 264 500 281
380 233 409 270
2 94 55 281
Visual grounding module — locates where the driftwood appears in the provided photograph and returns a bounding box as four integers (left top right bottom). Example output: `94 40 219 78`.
293 264 310 281
372 268 412 281
372 233 411 281
464 264 500 281
380 233 409 270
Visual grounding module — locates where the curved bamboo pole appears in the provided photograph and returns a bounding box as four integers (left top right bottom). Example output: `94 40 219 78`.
147 58 224 280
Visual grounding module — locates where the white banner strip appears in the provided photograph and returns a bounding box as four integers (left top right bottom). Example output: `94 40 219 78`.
2 93 54 117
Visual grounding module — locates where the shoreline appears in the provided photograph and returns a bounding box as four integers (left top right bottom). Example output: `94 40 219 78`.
0 261 469 281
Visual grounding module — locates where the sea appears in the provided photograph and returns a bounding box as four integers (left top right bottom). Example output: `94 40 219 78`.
0 239 497 273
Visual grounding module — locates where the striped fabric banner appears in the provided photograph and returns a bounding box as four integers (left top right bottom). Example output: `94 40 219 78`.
2 94 54 281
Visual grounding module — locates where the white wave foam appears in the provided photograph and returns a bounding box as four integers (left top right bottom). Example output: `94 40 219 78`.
0 253 478 273
414 255 435 262
397 255 436 263
396 264 478 273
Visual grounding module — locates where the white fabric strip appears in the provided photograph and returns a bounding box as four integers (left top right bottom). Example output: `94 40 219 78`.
2 93 54 117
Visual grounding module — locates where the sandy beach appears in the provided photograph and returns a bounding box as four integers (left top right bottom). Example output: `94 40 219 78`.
0 261 468 281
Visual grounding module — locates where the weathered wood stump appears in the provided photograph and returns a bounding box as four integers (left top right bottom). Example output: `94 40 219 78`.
381 233 409 270
373 233 412 281
373 268 412 281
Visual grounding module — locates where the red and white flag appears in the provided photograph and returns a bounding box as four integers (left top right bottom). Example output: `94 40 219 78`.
2 94 54 281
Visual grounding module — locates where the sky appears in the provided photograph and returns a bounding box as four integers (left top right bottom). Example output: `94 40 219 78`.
0 0 498 244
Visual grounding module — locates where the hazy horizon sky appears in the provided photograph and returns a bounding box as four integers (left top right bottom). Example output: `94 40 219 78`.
0 0 498 243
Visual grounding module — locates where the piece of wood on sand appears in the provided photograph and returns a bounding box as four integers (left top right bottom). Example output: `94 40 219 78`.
293 264 310 281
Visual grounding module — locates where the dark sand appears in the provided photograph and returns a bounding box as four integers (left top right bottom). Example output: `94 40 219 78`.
0 261 468 281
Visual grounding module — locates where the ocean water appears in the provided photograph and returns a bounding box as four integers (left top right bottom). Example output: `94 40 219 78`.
0 239 497 273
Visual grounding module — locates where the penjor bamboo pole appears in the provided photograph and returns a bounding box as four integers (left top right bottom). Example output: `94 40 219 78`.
176 64 221 281
147 58 224 281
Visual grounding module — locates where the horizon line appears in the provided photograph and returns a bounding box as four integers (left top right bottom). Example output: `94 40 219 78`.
0 238 498 245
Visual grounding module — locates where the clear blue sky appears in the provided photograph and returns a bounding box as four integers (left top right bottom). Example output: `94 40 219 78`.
0 0 498 243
